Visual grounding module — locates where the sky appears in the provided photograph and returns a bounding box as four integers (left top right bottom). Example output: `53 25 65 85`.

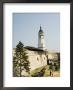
13 13 60 52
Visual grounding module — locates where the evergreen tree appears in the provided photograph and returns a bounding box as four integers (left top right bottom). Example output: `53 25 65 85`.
13 41 30 77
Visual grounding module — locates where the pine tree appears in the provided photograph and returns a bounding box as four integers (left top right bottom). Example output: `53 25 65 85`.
13 41 30 77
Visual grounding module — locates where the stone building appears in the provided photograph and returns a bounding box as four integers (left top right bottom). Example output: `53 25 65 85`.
13 26 59 73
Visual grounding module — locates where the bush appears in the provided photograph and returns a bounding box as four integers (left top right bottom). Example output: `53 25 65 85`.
55 65 60 71
49 65 53 69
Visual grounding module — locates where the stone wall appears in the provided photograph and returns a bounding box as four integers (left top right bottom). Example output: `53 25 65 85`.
13 48 59 75
26 50 47 71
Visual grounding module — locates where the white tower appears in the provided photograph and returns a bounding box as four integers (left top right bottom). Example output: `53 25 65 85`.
38 26 45 50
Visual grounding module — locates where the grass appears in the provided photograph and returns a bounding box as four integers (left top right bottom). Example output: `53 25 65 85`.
30 65 60 77
30 66 45 76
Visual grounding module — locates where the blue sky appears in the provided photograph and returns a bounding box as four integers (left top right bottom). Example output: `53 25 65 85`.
13 13 60 52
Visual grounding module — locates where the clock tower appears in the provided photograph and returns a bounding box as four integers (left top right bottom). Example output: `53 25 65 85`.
38 26 45 50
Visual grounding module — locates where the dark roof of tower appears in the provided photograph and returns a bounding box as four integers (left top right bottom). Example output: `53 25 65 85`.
24 46 45 52
39 26 43 33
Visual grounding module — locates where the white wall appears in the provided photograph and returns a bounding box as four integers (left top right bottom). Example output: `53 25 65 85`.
27 50 47 71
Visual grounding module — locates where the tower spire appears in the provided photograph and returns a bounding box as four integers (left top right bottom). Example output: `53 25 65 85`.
39 25 43 33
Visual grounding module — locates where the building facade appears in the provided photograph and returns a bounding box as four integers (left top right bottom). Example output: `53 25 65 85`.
13 26 59 76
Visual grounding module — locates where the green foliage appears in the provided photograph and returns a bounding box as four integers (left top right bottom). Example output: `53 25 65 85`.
13 41 30 77
49 65 53 70
55 64 60 71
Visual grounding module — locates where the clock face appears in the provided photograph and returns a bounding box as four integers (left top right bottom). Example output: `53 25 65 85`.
41 35 44 39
